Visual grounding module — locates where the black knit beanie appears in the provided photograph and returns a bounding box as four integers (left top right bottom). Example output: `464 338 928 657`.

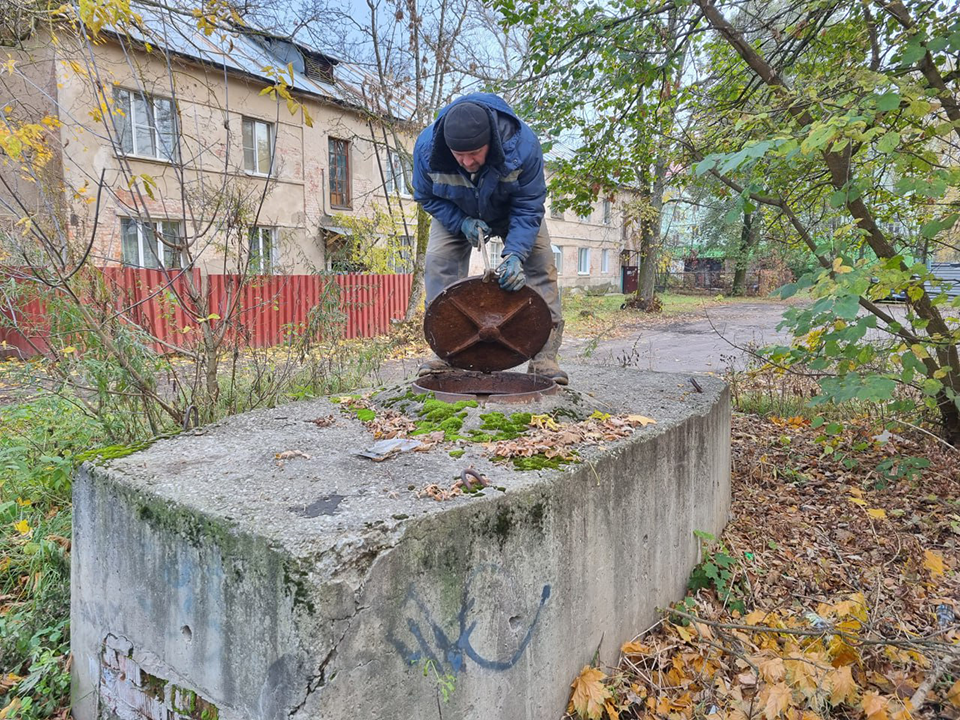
443 102 491 152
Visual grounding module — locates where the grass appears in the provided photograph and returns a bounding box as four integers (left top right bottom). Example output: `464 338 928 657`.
1 395 106 719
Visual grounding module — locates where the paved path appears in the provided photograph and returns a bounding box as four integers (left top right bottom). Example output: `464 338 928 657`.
562 301 796 375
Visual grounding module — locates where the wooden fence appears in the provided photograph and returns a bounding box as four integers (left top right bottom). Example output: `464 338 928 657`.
0 268 413 358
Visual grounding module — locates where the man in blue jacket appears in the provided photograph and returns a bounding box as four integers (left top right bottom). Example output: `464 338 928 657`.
412 94 567 385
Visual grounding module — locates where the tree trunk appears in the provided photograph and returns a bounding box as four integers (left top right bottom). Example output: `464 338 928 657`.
731 210 757 296
404 205 431 321
634 159 666 312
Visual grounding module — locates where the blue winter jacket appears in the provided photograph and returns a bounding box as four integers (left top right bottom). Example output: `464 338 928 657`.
412 94 547 261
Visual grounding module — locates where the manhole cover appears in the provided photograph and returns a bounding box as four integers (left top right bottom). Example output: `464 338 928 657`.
412 370 558 404
423 277 552 372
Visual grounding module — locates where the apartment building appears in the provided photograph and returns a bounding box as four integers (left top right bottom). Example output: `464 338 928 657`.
1 8 627 289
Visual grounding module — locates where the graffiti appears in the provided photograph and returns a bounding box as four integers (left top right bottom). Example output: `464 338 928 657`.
387 564 551 675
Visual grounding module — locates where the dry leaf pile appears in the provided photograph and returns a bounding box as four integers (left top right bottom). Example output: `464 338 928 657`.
491 413 656 461
566 413 960 720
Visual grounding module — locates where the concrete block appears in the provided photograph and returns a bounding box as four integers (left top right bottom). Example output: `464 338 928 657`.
72 365 730 719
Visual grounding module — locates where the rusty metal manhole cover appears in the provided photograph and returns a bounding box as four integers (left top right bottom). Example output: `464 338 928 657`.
423 277 552 372
412 370 558 403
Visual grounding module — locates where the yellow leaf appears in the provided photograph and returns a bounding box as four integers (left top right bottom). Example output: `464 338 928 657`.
62 345 76 354
785 655 823 697
530 413 560 430
947 679 960 708
832 257 853 274
923 549 946 576
15 497 31 507
760 682 793 720
589 410 611 421
848 497 867 507
673 623 694 642
0 698 21 719
866 508 886 519
861 692 890 720
605 699 620 720
756 654 786 683
825 665 858 705
568 666 610 720
621 641 651 656
13 519 31 535
626 414 657 427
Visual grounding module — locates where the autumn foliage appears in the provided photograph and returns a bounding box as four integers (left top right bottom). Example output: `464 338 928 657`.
567 414 959 720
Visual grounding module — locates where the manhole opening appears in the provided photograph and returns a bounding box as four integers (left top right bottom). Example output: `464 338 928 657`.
412 371 558 404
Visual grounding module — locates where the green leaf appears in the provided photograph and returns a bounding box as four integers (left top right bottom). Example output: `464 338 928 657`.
876 92 901 111
921 213 960 238
876 131 900 153
834 295 861 320
900 42 926 65
828 190 847 208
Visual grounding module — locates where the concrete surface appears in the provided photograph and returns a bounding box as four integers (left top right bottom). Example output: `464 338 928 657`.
72 364 731 720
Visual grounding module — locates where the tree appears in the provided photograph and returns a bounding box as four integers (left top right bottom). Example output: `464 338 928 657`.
496 0 694 311
498 0 960 441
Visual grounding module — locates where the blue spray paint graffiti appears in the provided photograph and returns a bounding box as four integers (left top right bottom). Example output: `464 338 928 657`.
387 564 551 674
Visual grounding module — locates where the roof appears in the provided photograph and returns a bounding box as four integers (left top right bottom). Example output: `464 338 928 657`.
108 2 418 122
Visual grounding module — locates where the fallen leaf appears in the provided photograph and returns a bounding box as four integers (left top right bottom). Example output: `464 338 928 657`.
275 450 311 460
604 699 620 720
626 414 657 427
826 665 858 705
760 681 793 720
866 508 886 519
948 679 960 709
13 519 30 535
861 692 890 720
568 666 610 720
621 641 651 656
923 549 945 576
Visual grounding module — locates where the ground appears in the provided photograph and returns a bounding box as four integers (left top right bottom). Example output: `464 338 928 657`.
2 291 959 720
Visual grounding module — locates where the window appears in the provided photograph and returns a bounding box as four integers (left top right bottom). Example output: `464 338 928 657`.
120 218 182 268
384 150 412 197
601 249 610 273
552 244 563 273
550 201 563 219
248 227 276 273
578 205 592 223
114 88 177 161
578 247 590 275
329 137 351 208
242 117 274 175
603 199 612 225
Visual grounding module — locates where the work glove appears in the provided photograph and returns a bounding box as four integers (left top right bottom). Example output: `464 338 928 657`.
496 254 526 292
460 217 491 248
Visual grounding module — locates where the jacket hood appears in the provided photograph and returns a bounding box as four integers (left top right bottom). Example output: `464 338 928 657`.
429 94 521 174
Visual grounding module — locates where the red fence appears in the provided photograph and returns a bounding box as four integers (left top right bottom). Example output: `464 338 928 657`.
0 269 413 358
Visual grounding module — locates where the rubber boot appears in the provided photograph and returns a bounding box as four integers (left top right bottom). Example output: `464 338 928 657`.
527 320 569 385
417 354 452 376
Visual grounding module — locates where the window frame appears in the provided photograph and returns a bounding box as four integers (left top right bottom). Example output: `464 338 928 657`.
248 226 277 273
601 249 610 273
242 117 275 176
552 244 563 273
113 87 178 162
120 218 183 269
329 137 352 209
578 247 591 275
603 199 612 225
384 149 412 197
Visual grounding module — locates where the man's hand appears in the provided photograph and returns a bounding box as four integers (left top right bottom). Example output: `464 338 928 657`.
496 254 525 291
460 217 491 248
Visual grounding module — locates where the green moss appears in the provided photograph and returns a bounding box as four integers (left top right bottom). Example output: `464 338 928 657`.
76 441 155 464
448 449 466 458
466 411 533 442
508 454 573 471
355 408 376 422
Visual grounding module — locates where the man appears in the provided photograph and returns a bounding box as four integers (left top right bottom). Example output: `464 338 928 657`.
412 93 567 385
